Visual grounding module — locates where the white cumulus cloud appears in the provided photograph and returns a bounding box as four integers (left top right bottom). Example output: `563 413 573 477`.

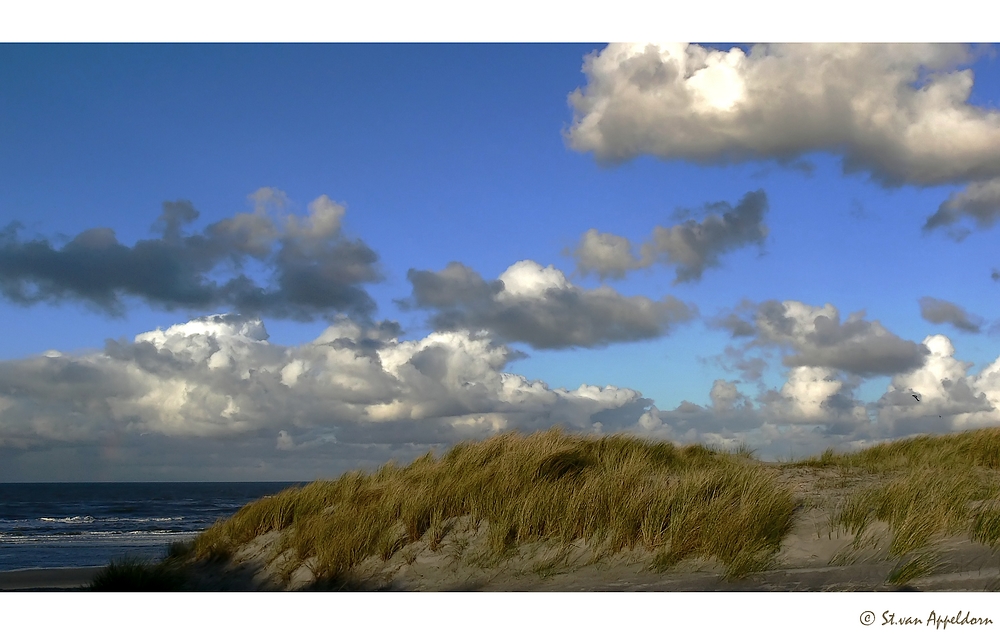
566 43 1000 187
0 314 659 474
874 335 996 437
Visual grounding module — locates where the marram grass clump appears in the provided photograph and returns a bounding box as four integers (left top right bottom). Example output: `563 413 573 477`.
796 427 1000 586
796 427 1000 552
89 554 188 591
797 426 1000 473
192 429 797 582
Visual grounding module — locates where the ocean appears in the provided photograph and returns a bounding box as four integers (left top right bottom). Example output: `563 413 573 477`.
0 482 301 572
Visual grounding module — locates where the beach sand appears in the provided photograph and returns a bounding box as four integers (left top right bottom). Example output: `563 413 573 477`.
0 566 102 591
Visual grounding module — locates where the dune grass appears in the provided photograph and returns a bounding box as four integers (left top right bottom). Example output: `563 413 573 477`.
795 428 1000 551
89 554 189 591
794 427 1000 585
191 428 797 582
179 426 1000 589
796 427 1000 474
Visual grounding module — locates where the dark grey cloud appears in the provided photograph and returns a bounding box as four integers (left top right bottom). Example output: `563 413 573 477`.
711 344 769 382
572 190 768 284
403 259 697 349
923 178 1000 237
650 190 768 283
713 299 928 376
918 296 984 333
0 189 381 320
406 262 504 310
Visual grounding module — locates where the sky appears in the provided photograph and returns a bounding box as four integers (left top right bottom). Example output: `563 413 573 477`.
3 40 1000 481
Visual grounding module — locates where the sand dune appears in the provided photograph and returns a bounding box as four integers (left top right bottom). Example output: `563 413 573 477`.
170 466 1000 592
13 430 1000 593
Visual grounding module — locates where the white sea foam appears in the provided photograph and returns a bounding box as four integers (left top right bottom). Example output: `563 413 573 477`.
37 516 183 524
40 516 95 524
0 530 200 544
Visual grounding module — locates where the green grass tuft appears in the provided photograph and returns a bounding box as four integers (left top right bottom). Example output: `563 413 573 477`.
88 555 188 591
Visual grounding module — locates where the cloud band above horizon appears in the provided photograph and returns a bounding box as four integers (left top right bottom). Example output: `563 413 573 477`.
1 310 998 479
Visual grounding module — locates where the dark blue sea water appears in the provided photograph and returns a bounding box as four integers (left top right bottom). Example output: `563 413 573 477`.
0 482 301 572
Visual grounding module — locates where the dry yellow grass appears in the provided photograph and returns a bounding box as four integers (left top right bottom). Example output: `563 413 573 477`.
176 427 1000 590
794 427 1000 585
192 428 796 582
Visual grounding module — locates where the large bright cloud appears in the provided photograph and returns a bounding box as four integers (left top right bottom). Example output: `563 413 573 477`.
404 259 697 349
0 314 657 458
572 190 768 283
0 188 381 320
566 43 1000 187
874 334 997 438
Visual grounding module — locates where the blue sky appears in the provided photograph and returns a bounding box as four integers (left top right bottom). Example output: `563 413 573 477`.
3 42 1000 480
